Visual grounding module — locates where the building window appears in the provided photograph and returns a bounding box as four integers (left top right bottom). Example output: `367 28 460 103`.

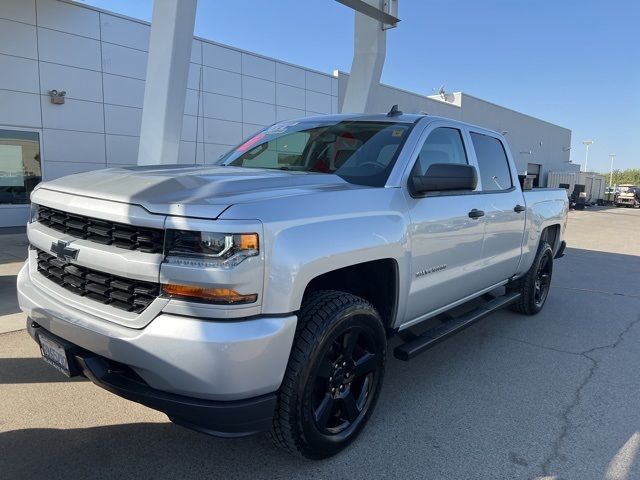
0 129 41 205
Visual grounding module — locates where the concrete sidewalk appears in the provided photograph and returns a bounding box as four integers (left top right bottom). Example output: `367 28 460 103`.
0 228 28 334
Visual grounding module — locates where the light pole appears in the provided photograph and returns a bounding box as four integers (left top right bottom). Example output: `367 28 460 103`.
609 153 616 188
582 140 594 172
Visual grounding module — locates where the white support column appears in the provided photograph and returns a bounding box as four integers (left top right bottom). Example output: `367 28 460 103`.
341 0 387 113
138 0 197 165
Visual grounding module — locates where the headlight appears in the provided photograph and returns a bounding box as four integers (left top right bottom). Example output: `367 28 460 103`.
29 203 39 223
164 230 259 269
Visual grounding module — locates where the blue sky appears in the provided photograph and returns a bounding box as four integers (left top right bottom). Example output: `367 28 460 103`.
79 0 639 172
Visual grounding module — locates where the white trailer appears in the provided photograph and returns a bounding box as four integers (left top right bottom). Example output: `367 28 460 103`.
547 171 606 203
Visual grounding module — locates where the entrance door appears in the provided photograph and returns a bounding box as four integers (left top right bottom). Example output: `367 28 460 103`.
527 163 541 187
0 128 42 227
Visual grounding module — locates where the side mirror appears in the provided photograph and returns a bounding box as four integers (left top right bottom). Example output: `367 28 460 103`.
411 163 478 194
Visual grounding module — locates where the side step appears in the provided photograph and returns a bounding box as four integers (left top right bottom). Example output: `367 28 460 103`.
394 292 522 361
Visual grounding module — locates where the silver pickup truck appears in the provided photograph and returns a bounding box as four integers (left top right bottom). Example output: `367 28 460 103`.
18 112 568 459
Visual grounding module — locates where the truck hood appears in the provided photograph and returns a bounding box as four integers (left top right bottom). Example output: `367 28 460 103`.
37 164 359 218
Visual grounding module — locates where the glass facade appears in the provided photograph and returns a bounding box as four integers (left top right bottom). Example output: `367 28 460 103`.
0 129 41 205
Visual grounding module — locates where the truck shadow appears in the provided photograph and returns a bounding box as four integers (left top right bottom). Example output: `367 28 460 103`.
0 274 21 317
0 357 87 384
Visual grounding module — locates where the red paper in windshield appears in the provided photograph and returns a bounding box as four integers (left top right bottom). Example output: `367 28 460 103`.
236 133 266 152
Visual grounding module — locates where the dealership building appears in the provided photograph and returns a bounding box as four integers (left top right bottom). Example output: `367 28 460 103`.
0 0 575 227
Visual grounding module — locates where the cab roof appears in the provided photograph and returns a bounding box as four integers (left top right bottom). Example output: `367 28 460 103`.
299 112 426 124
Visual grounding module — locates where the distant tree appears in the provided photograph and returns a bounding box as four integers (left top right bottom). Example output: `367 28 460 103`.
599 169 640 185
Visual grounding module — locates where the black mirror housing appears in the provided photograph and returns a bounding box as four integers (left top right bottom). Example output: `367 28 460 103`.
411 163 478 194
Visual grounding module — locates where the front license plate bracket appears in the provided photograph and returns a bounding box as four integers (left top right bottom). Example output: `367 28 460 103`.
37 331 81 378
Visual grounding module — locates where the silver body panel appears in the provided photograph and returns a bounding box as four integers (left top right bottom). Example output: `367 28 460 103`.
18 113 568 401
18 264 296 401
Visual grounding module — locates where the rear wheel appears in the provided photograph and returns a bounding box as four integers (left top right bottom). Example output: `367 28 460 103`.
271 290 386 459
508 242 553 315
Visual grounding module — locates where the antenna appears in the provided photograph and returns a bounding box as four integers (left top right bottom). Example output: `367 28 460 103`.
387 104 403 117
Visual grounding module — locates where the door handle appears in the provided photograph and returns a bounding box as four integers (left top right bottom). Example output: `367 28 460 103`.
514 204 526 213
468 209 485 219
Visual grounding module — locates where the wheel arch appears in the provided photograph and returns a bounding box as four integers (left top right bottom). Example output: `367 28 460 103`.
301 259 400 334
540 223 561 252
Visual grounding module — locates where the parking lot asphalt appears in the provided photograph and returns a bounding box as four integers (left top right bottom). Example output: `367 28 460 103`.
1 207 639 480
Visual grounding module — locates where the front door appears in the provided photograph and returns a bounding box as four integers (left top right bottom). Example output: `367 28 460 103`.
403 126 487 324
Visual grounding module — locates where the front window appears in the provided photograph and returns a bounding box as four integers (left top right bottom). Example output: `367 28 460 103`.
217 120 413 187
0 129 41 204
412 127 468 176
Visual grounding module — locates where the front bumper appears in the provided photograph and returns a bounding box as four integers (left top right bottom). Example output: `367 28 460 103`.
29 323 277 436
17 263 297 432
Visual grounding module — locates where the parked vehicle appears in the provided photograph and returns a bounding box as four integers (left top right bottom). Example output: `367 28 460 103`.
615 184 640 208
18 112 568 458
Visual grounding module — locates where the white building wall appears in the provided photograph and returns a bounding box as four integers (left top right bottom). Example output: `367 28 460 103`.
0 0 572 226
0 0 339 183
456 94 575 184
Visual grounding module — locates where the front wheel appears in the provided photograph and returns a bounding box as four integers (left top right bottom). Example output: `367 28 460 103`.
271 290 386 459
508 242 554 315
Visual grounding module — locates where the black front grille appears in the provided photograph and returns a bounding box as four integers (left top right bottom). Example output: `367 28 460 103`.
36 205 164 254
35 248 160 314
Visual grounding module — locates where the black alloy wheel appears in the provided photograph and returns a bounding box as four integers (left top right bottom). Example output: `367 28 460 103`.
271 290 386 459
509 241 554 315
533 252 552 308
311 325 381 436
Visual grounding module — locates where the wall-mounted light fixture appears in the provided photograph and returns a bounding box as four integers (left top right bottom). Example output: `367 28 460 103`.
48 89 66 104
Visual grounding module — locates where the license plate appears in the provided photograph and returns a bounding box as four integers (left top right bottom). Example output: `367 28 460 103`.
39 334 71 377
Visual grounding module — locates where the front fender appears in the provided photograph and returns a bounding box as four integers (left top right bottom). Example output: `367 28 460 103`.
261 214 409 316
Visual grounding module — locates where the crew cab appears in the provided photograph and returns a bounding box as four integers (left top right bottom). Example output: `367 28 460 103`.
18 112 568 459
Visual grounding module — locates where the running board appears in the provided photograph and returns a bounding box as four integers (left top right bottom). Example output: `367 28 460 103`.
394 292 522 361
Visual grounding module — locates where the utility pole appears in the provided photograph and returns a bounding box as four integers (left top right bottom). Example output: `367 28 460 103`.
582 139 594 172
609 153 616 188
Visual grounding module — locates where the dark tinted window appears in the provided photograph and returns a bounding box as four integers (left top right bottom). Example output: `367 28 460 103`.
470 133 512 191
413 127 467 176
219 120 413 187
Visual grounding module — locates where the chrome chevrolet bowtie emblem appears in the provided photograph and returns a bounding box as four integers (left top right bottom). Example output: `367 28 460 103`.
51 240 79 262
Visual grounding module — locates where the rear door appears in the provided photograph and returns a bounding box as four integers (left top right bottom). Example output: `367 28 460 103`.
468 130 526 284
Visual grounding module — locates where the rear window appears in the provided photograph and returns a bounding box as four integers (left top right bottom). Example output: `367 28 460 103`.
470 133 513 191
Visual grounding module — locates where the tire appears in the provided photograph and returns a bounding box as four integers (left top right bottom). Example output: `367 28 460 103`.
270 290 386 459
508 242 554 315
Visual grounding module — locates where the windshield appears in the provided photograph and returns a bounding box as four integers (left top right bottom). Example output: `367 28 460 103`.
217 119 413 187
